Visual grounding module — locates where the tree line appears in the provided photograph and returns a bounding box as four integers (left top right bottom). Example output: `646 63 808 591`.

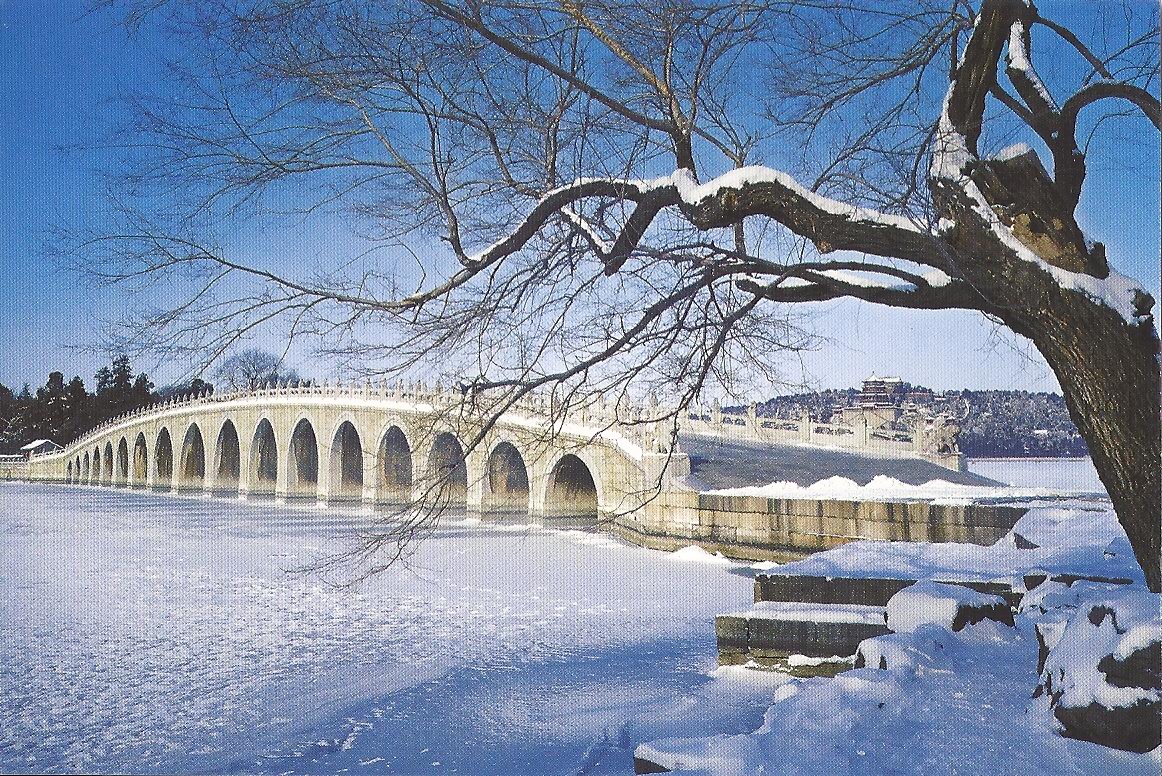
0 349 300 454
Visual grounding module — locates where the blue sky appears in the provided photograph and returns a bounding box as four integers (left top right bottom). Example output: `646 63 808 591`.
1 1 1158 394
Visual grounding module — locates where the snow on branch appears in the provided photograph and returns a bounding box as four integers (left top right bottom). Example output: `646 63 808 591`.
929 0 1156 327
1005 20 1058 123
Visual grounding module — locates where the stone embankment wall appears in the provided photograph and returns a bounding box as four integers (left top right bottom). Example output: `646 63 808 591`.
615 490 1026 562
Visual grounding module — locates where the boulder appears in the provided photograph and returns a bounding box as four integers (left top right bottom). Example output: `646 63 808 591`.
1034 588 1161 752
885 581 1013 634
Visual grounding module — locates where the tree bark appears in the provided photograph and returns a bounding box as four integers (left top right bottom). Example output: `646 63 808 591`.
1028 296 1161 592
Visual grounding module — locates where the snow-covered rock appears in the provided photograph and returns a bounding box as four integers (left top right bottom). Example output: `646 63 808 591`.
1034 588 1161 752
1018 579 1129 671
855 630 947 673
886 580 1014 634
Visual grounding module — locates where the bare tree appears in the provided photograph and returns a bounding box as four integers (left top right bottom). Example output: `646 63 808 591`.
213 348 302 391
82 0 1160 589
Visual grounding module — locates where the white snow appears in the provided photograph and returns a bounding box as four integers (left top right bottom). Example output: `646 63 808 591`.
930 92 1150 326
706 473 1101 502
1006 22 1058 111
640 598 1159 775
665 167 925 235
786 654 855 668
0 483 766 775
632 459 1159 775
5 456 1156 775
733 601 886 626
560 206 613 254
670 545 737 565
771 500 1144 586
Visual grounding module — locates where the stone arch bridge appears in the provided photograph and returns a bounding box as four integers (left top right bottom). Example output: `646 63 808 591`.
23 383 681 522
19 383 1021 560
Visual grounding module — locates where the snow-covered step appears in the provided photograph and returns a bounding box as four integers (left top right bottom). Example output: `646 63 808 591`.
717 601 889 659
753 573 1022 608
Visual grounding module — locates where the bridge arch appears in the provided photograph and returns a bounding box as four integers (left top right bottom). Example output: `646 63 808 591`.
102 441 114 485
132 433 148 486
66 460 74 484
426 431 467 509
328 420 364 502
82 452 90 483
544 452 600 522
115 437 129 486
213 419 241 494
249 418 278 497
155 428 174 489
90 446 101 485
484 440 531 515
178 423 206 491
376 424 413 504
288 417 319 498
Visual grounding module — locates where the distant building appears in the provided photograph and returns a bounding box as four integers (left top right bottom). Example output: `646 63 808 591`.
834 375 908 430
858 375 905 407
19 439 63 458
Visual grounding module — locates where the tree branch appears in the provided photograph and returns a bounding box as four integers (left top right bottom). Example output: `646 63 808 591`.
1062 80 1162 132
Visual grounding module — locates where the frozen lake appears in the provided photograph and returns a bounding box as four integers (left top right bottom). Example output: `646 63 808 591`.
0 458 1120 774
0 483 776 775
967 456 1104 493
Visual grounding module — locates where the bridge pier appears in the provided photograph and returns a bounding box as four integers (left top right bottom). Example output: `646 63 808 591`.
315 439 332 507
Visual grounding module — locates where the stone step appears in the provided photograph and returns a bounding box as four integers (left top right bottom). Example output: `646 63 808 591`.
753 573 1023 608
716 601 889 659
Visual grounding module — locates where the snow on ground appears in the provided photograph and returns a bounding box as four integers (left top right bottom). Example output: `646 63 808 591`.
770 500 1144 585
705 473 1102 503
0 483 773 775
735 458 1137 584
636 458 1159 775
639 618 1159 775
0 457 1152 775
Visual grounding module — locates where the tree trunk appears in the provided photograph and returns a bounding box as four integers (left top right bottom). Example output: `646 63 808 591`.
1027 298 1161 592
938 149 1161 592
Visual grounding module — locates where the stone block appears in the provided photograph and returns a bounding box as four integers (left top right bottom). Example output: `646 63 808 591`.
821 515 861 540
714 615 749 649
1035 590 1161 753
857 518 896 542
732 511 773 533
822 499 860 521
710 524 737 544
745 616 889 657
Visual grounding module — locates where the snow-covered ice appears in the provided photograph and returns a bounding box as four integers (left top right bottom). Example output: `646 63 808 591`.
968 457 1105 493
0 483 772 775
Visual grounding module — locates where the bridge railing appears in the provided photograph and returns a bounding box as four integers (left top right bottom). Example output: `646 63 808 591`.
680 402 964 470
35 380 685 461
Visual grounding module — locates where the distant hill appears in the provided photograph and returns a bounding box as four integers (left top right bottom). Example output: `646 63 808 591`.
746 385 1087 458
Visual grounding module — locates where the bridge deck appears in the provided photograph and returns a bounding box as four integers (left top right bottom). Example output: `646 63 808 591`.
679 434 996 491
